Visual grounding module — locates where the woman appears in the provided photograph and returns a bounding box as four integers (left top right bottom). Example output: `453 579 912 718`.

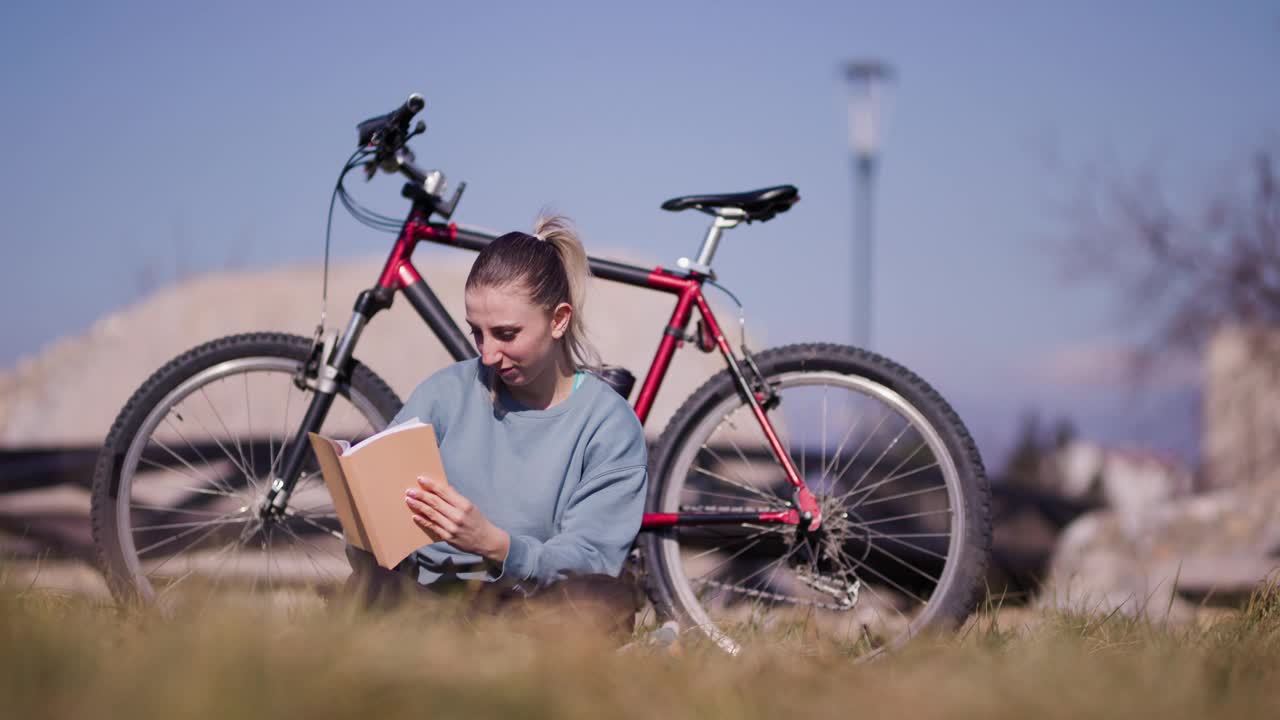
344 215 647 639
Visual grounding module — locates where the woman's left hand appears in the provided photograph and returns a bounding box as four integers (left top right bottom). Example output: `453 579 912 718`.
404 476 511 563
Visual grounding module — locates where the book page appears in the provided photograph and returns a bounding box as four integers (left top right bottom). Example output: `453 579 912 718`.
339 422 445 569
343 417 428 456
306 433 371 552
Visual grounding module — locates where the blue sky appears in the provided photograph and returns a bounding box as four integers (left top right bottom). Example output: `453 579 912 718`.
2 1 1277 467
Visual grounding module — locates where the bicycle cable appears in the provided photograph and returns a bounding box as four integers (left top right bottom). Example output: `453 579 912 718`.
704 279 751 353
318 147 378 335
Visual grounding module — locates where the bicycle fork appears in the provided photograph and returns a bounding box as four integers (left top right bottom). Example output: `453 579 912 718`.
259 278 475 519
260 309 370 517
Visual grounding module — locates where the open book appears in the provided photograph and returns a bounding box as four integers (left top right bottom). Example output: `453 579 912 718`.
307 418 444 570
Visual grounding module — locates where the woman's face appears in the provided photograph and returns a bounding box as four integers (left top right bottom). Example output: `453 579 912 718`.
464 284 571 387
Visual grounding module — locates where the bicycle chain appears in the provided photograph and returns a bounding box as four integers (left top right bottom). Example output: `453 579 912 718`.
678 504 790 514
692 576 858 611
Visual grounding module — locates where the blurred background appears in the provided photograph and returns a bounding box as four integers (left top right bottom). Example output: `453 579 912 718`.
2 1 1278 614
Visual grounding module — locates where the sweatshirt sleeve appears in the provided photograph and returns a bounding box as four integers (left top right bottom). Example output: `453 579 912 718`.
490 404 648 593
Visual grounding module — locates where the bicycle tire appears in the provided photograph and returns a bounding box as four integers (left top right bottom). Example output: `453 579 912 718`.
90 332 403 607
639 343 990 656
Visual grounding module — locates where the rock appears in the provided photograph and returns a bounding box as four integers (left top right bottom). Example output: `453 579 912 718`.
1038 467 1280 619
1202 324 1280 492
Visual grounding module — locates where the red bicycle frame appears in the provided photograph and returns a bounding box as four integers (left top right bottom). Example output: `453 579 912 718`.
346 204 821 531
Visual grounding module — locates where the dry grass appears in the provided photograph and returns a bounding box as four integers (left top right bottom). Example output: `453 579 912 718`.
3 563 1279 720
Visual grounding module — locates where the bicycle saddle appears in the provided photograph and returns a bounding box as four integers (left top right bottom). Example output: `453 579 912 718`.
660 185 799 222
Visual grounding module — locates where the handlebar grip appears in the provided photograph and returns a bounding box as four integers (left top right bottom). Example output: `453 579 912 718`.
388 93 425 132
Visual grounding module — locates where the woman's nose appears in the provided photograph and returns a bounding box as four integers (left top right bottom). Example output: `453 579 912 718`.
480 347 503 366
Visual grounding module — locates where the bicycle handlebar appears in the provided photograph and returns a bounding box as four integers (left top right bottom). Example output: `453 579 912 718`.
352 93 467 219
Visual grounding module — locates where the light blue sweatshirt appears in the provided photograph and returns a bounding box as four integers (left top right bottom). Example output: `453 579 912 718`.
387 358 647 594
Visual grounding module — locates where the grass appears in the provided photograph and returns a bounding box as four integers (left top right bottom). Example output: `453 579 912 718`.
2 569 1279 720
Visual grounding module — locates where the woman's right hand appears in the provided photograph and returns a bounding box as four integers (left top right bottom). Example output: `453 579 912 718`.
405 475 511 564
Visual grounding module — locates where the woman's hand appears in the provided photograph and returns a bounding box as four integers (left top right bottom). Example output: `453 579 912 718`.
404 476 511 564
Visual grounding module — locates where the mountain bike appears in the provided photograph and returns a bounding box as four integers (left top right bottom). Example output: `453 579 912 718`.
90 94 991 656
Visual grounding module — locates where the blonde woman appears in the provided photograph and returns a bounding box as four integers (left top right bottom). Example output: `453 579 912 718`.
345 215 647 639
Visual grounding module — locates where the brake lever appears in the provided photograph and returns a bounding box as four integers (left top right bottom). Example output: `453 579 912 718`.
357 113 391 148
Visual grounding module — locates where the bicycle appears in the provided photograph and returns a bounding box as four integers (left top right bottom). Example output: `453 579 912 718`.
90 94 991 656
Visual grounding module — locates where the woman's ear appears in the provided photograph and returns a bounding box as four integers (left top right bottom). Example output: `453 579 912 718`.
551 302 573 339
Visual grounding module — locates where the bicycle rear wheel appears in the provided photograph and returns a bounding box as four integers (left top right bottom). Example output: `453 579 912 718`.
641 343 990 656
90 332 402 608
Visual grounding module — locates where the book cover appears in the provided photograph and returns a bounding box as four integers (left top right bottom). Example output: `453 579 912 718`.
307 419 444 570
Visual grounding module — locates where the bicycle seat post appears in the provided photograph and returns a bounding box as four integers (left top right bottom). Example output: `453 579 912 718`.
677 208 746 277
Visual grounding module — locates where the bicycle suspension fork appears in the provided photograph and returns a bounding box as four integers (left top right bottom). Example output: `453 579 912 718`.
261 275 477 517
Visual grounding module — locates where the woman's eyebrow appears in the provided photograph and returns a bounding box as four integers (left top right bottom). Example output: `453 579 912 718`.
466 322 521 332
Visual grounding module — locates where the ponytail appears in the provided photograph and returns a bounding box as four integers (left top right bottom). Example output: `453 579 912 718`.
532 213 600 370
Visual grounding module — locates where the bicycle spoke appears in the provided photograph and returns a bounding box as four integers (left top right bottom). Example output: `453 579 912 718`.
843 552 929 606
852 481 949 509
143 432 240 498
281 521 343 584
680 488 785 506
848 575 914 637
158 409 241 487
680 526 781 564
142 513 249 578
207 381 258 483
698 536 806 609
863 537 943 586
706 417 773 497
817 403 865 493
134 461 240 499
861 525 950 562
276 521 347 573
133 518 251 532
135 510 249 558
827 405 892 494
686 535 769 585
290 508 339 519
855 507 953 527
691 461 777 503
832 439 925 505
267 379 298 483
157 532 244 602
844 461 941 509
129 502 232 517
287 510 345 541
841 418 914 503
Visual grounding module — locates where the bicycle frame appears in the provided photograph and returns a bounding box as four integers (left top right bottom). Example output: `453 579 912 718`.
266 200 822 532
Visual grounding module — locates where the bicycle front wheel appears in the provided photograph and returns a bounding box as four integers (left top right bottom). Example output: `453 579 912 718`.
641 343 990 656
90 332 403 608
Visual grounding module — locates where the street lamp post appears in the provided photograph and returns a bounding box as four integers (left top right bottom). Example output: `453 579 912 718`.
844 60 892 349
